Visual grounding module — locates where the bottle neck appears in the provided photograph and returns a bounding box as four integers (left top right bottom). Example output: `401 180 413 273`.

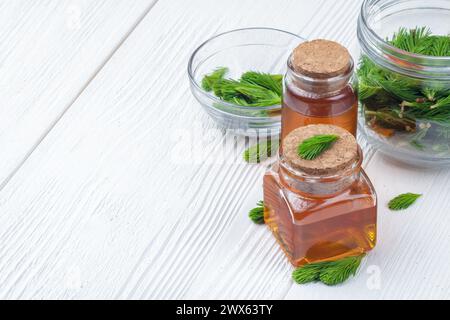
278 147 363 198
285 54 355 98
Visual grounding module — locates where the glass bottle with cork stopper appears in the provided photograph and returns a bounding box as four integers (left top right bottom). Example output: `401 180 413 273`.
282 40 358 140
264 124 377 267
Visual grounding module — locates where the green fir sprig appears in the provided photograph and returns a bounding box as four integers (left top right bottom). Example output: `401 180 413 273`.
319 255 365 286
388 193 422 211
241 72 283 96
292 262 328 284
249 201 265 224
390 27 432 55
201 69 283 107
201 67 228 92
297 135 339 160
293 254 365 286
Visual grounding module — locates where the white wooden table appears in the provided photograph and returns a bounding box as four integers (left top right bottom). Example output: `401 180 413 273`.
0 0 448 300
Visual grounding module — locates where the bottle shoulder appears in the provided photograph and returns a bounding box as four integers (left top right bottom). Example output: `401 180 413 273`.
264 165 377 220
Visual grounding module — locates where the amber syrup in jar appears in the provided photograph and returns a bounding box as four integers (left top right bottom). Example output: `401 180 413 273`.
264 124 376 267
281 40 358 141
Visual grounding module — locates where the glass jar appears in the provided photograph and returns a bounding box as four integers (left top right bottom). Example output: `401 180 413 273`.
188 28 305 138
357 0 450 167
264 147 377 267
282 42 358 141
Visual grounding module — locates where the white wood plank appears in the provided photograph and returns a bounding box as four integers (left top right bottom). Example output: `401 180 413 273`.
0 0 330 299
0 0 155 188
0 0 448 300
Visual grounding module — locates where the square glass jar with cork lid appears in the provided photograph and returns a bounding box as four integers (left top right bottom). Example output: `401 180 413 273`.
264 124 377 267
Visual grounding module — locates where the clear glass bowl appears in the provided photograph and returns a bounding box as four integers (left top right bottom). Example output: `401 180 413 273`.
188 28 305 137
357 0 450 167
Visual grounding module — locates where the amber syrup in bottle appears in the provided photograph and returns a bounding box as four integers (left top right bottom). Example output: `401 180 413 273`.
264 125 377 267
281 40 358 141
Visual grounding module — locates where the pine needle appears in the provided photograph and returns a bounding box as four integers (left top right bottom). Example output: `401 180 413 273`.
292 254 366 286
249 201 265 224
201 67 228 92
388 193 422 211
390 27 432 54
423 35 450 57
358 81 382 100
379 77 420 102
243 139 280 163
430 94 450 110
319 254 365 286
422 88 437 101
214 79 281 107
201 69 283 107
297 135 339 160
241 72 283 96
292 262 327 284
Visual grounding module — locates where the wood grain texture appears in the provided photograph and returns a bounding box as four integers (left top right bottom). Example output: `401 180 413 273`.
0 0 155 188
0 0 448 300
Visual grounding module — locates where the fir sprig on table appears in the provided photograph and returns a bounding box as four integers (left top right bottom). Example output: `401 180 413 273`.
292 262 328 284
293 254 365 286
388 193 422 211
202 69 283 107
243 139 280 163
358 27 450 154
248 201 265 224
297 135 339 160
319 255 365 286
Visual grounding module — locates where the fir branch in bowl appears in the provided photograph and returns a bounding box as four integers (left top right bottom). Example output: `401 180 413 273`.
358 27 450 162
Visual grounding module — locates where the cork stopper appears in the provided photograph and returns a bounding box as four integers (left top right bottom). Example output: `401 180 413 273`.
283 125 358 176
292 40 351 79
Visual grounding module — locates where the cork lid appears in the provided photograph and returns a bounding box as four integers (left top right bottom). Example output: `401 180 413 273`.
283 125 358 176
292 40 351 78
